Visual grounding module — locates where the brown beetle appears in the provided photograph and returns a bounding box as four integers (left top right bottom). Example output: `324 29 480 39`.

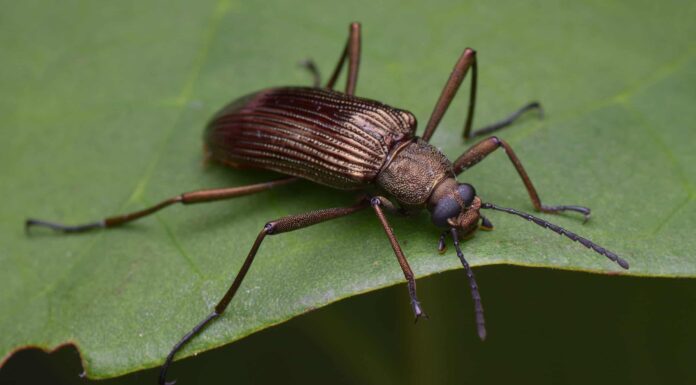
26 23 629 384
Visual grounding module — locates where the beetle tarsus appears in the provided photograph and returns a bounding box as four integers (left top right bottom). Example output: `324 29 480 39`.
159 311 220 385
411 299 428 322
299 59 321 87
467 101 544 139
582 211 592 224
25 218 104 234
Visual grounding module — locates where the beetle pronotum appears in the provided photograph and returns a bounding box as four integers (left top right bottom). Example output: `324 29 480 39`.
26 23 629 384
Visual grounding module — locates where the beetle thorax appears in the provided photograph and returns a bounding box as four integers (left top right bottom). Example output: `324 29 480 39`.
376 139 454 207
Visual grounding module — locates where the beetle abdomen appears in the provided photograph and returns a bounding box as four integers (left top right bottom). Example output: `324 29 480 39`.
205 87 416 189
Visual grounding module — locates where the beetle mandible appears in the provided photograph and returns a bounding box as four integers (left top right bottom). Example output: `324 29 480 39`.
26 22 629 384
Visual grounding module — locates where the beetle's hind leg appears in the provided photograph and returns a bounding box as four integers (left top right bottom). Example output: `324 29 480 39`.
25 177 299 233
299 59 322 87
300 23 361 93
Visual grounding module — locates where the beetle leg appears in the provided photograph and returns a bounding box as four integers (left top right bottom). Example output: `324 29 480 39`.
25 177 299 233
371 196 428 322
452 136 591 220
422 48 477 143
421 48 541 142
467 102 543 139
159 199 370 385
299 59 321 87
325 22 361 95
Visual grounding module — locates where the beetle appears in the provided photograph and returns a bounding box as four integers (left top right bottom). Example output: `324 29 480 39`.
26 23 629 384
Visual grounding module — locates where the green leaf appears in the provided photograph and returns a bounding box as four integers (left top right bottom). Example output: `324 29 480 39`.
1 0 694 379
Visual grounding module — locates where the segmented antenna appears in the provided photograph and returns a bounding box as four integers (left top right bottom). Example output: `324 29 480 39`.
480 202 629 269
450 228 486 341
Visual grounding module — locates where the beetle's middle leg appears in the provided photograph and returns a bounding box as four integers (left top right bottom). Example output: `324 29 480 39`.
453 136 591 220
421 48 542 142
159 199 370 385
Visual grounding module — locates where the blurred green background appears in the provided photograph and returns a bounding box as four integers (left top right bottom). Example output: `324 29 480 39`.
2 0 695 384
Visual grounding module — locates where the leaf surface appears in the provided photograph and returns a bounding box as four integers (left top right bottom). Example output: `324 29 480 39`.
1 0 694 378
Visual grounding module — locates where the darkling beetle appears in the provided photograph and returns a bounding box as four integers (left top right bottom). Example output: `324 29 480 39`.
26 23 629 384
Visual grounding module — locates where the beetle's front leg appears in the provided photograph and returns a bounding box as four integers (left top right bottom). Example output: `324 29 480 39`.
370 196 427 321
453 136 591 221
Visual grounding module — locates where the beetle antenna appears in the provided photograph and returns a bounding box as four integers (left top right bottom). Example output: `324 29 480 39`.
450 227 486 341
480 202 629 269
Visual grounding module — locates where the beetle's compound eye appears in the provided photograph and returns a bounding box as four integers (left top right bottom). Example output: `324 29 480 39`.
430 196 461 228
458 183 476 207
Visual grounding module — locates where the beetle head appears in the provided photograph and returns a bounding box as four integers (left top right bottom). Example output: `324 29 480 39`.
428 178 482 234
